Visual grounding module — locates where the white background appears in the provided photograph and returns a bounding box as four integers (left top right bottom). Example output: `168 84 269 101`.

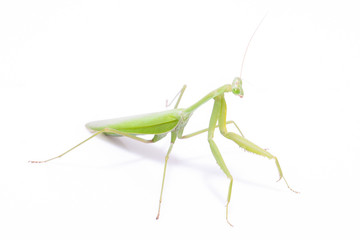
1 0 359 239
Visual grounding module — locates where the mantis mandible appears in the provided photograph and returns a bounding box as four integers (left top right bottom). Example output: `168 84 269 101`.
30 23 298 226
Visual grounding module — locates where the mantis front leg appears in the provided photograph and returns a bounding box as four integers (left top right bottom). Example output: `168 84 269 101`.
208 95 234 226
217 96 298 193
208 95 298 226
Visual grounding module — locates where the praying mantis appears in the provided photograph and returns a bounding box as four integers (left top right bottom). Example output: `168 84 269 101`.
30 22 298 226
30 78 298 225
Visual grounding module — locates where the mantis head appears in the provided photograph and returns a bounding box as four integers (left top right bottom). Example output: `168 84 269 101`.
231 77 244 98
234 16 265 100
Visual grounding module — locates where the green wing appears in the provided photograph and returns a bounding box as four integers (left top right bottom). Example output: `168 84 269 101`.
85 109 183 135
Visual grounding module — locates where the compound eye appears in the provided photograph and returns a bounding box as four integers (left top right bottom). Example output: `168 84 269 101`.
231 77 244 97
232 87 240 95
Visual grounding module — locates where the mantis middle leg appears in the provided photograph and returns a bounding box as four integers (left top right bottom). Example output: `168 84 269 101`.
156 131 177 220
179 120 244 139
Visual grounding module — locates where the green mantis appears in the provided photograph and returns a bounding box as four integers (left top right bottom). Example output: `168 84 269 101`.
30 77 298 226
30 14 298 227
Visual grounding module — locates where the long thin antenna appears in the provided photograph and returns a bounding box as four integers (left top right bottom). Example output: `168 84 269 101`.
240 14 267 78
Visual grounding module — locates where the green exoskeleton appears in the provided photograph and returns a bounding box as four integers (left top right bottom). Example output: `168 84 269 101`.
30 78 298 226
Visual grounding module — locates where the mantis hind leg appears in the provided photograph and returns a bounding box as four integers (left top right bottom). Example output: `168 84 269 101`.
29 128 164 163
217 96 298 193
208 95 234 226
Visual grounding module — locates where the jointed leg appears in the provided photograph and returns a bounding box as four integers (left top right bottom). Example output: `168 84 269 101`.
179 120 244 139
217 96 298 193
208 95 234 226
156 132 177 220
29 128 161 163
166 85 187 109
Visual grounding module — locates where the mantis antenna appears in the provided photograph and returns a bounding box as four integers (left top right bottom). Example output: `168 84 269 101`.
240 14 267 78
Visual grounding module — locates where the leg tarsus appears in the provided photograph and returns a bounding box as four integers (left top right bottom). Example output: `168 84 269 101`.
29 156 59 164
29 130 105 163
226 202 233 227
274 157 299 193
279 175 299 194
226 177 234 227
